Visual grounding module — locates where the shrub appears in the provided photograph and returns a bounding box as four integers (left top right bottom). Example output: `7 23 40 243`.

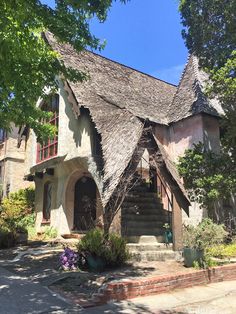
183 218 228 250
42 226 58 240
207 243 236 259
0 187 35 234
77 228 129 268
0 188 35 248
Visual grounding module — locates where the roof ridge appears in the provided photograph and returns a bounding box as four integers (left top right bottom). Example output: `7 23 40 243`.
167 54 191 122
85 49 177 88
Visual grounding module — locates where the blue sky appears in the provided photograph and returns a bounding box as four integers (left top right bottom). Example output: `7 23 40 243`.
42 0 188 85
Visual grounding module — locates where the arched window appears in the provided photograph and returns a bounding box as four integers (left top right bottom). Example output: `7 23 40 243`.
37 95 59 163
42 182 52 222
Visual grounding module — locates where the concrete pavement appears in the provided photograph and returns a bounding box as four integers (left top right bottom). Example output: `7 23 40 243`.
57 280 236 314
0 266 76 314
1 261 236 314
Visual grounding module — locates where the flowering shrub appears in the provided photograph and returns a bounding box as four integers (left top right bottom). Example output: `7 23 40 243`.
59 247 78 270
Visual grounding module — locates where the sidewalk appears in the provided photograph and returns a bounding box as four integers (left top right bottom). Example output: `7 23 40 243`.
64 280 236 314
0 266 76 314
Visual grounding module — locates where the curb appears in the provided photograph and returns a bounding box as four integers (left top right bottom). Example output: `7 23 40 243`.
95 263 236 303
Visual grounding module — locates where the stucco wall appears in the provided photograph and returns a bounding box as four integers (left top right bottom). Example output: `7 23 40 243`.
34 158 103 235
33 81 104 235
154 114 220 226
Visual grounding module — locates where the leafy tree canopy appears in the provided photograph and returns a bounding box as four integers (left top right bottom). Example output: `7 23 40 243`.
179 0 236 68
179 0 236 207
178 143 236 210
0 0 127 140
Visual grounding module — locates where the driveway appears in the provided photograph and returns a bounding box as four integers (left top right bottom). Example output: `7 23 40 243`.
0 266 76 314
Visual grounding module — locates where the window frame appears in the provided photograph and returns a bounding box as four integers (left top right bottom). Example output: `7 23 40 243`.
36 95 59 163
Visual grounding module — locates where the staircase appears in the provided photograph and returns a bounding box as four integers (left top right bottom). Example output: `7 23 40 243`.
121 178 176 261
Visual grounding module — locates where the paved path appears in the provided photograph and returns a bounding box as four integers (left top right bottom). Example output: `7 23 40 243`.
0 266 77 314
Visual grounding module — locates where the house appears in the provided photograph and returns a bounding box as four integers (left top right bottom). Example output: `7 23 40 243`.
24 33 223 250
0 126 32 200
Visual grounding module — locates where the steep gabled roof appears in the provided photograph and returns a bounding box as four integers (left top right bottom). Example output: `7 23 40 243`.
44 32 179 207
167 55 224 123
45 32 176 125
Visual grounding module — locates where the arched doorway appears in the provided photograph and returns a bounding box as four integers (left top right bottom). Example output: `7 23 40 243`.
73 176 97 231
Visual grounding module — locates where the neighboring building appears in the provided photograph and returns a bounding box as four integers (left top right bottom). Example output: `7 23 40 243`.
24 33 225 249
0 126 32 200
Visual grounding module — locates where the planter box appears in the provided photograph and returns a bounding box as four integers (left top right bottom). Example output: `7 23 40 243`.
183 247 204 267
87 255 105 272
16 232 28 245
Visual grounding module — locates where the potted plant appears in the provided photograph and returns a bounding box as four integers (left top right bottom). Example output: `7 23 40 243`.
182 224 204 267
183 219 228 267
77 228 129 272
163 223 173 245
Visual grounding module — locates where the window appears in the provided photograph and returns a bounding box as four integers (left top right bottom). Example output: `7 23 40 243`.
42 182 52 222
37 95 59 163
0 129 6 144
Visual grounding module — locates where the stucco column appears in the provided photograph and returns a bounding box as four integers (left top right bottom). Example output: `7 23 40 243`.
172 193 183 251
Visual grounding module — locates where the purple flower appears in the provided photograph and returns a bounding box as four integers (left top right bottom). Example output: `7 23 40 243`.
59 247 78 270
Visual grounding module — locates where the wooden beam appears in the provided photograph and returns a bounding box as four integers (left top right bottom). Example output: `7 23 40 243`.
172 193 183 251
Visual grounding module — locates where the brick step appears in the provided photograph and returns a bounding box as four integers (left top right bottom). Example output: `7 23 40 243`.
129 250 176 262
127 243 172 252
122 214 169 222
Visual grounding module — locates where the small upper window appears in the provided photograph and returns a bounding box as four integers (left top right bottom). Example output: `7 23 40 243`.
0 129 6 144
37 95 59 163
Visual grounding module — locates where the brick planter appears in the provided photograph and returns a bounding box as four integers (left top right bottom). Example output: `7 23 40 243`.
95 263 236 304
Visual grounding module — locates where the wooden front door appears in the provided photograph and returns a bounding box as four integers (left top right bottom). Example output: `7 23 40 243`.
74 177 97 231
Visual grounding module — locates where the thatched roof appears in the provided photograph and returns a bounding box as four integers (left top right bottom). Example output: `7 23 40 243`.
167 55 224 123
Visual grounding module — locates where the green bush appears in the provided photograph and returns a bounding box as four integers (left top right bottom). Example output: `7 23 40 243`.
42 226 58 240
77 228 129 268
207 243 236 259
183 218 228 250
0 188 35 248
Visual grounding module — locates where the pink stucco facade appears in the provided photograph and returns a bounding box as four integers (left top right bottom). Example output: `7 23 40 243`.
154 113 220 163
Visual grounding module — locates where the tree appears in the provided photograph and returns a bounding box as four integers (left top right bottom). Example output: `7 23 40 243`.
179 0 236 157
178 0 236 207
0 0 127 139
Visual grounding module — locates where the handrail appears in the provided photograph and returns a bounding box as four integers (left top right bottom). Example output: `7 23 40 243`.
140 156 173 213
156 171 173 212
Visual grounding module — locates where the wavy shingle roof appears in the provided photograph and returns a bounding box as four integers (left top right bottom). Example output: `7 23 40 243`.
168 55 223 123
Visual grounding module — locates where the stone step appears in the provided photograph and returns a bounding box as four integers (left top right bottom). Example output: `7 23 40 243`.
122 214 169 222
122 208 168 216
123 220 166 229
124 196 161 203
123 228 163 237
127 243 173 252
128 192 158 197
125 235 165 243
122 201 164 209
129 250 176 262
